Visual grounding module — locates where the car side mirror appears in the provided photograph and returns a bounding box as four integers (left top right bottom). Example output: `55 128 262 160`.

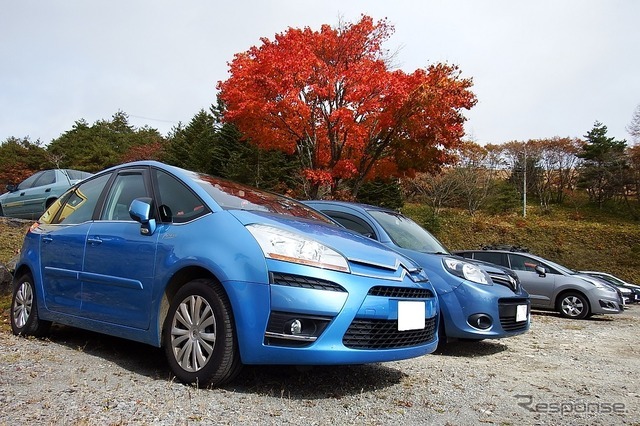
535 265 547 277
129 197 157 236
5 184 17 192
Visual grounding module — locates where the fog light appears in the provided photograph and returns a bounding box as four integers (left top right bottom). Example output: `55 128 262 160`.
290 319 303 335
468 314 492 330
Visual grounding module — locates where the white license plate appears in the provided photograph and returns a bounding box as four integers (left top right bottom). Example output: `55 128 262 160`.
398 301 425 331
516 304 528 322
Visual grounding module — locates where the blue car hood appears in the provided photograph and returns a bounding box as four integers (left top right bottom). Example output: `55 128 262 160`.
228 209 422 273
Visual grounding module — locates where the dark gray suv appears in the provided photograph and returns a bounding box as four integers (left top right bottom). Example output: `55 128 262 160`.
454 249 623 319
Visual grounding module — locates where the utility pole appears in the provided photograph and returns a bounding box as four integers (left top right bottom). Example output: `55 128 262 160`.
523 147 527 218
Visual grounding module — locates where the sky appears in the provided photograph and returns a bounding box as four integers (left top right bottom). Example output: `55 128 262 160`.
1 0 639 147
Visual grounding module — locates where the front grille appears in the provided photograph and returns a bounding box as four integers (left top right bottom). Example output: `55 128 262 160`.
489 273 518 292
343 316 437 349
498 298 529 331
368 286 434 299
270 272 346 292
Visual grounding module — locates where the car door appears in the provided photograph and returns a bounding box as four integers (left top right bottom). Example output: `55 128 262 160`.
80 168 158 329
19 169 57 218
39 173 112 314
3 171 48 218
507 253 556 308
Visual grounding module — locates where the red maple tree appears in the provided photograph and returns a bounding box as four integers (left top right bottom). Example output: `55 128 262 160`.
218 15 477 198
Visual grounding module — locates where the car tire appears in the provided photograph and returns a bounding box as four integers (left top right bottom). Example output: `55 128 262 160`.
163 278 242 387
557 292 590 319
11 273 52 337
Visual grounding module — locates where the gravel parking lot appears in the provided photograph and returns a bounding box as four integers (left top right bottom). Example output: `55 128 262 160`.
1 304 638 425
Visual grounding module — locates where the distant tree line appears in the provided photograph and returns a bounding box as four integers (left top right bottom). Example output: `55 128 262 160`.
1 109 638 219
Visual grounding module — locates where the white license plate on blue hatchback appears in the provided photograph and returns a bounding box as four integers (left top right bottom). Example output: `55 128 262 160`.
516 304 528 322
398 301 425 331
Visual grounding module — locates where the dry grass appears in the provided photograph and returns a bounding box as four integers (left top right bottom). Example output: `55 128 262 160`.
403 204 640 284
0 217 30 265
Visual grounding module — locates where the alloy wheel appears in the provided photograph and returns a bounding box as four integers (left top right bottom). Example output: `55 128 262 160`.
561 295 584 317
12 282 33 328
169 295 217 372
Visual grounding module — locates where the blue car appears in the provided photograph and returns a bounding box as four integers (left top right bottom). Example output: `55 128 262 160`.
304 201 530 343
10 161 439 386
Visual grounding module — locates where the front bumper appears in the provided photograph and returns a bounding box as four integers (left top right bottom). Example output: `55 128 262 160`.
588 288 624 315
439 280 530 340
223 262 440 365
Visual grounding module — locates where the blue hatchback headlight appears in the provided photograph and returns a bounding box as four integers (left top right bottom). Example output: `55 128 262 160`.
247 224 350 272
443 257 491 285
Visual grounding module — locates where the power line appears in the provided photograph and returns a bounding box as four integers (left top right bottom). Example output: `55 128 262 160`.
129 114 180 125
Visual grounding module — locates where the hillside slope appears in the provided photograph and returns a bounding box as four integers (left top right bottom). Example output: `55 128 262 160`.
402 204 640 284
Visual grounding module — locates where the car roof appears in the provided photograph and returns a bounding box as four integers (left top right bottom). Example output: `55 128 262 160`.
305 200 399 215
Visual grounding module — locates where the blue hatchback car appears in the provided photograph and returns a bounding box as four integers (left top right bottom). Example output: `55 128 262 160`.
304 201 531 343
10 161 439 386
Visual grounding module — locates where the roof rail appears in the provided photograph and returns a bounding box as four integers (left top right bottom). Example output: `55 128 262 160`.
480 244 529 253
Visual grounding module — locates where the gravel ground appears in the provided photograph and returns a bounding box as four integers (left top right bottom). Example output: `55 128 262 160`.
0 306 639 425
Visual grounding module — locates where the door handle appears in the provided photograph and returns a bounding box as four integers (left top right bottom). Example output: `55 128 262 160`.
42 235 53 243
87 237 103 245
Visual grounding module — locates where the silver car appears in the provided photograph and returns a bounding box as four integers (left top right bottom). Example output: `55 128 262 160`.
454 249 623 319
0 169 92 220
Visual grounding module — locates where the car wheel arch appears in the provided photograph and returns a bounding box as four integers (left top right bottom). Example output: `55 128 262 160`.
162 277 242 386
555 289 591 319
158 265 226 345
10 270 52 337
13 264 34 283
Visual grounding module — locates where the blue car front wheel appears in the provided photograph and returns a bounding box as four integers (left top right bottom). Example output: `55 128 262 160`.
163 278 242 387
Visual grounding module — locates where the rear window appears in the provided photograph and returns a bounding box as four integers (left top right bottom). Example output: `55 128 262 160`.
64 170 92 180
471 251 508 267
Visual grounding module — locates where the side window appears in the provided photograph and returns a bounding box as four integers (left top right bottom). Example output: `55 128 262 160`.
473 252 509 267
66 170 91 180
48 173 111 225
101 172 149 221
508 254 552 273
32 170 56 187
17 171 44 190
324 211 377 239
154 169 209 224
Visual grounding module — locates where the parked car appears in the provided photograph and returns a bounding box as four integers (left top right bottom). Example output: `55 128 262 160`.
580 271 640 304
303 201 530 343
10 161 439 386
454 249 624 319
0 169 92 219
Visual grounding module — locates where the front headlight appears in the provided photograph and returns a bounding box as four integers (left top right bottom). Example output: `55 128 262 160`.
246 223 350 273
442 258 491 285
580 276 614 291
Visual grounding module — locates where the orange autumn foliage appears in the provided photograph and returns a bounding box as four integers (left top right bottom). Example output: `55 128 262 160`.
218 15 476 197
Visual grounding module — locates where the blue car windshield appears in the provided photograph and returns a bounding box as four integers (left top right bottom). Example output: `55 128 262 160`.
192 172 332 223
369 210 450 254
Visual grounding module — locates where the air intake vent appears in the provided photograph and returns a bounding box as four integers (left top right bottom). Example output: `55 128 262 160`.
368 286 434 299
343 317 437 349
270 272 346 292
